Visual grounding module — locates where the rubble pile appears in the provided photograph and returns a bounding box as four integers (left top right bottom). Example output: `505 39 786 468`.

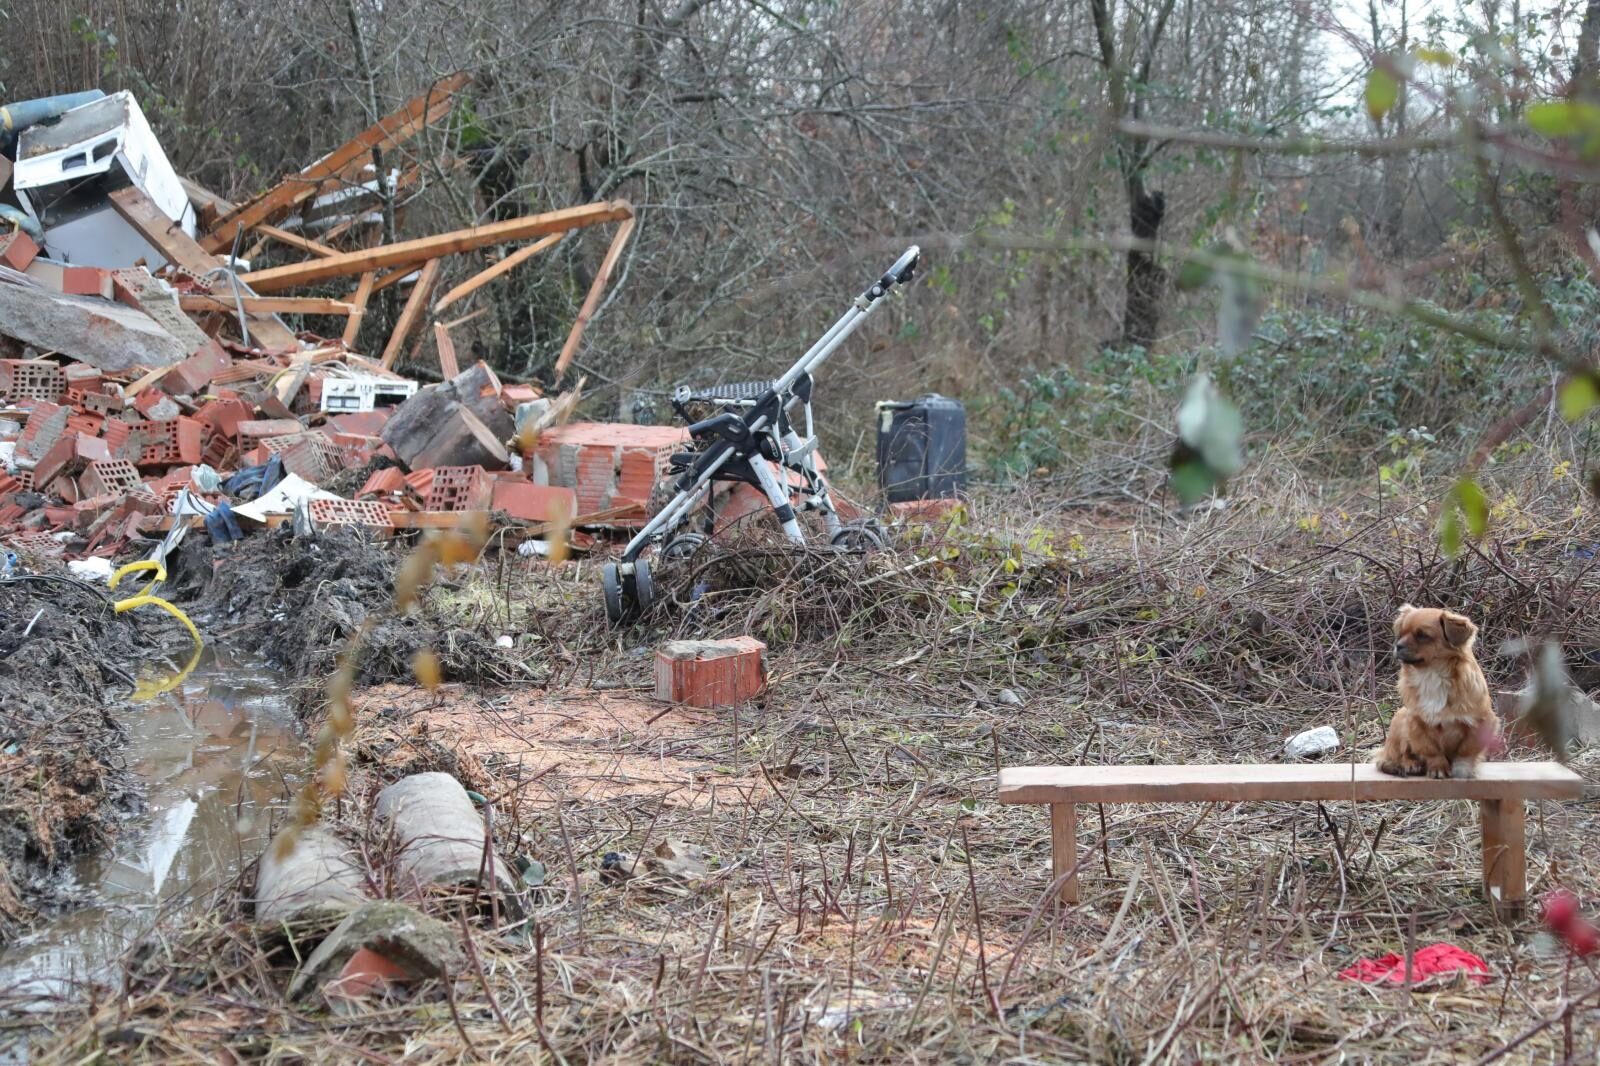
0 77 650 564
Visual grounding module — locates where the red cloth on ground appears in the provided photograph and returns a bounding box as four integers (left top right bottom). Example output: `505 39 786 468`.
1338 943 1491 985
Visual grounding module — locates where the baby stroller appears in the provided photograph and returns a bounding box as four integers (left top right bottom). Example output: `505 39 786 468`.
601 246 922 622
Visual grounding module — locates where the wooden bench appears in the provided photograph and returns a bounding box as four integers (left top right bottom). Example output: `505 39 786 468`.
998 762 1586 912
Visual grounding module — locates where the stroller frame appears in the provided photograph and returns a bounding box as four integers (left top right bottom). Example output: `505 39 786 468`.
601 245 921 622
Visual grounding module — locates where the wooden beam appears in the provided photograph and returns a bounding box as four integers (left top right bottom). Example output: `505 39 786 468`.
179 176 237 230
432 232 565 314
201 73 471 253
433 320 460 379
554 214 636 380
342 272 376 348
179 295 357 315
240 200 634 293
997 762 1587 805
107 187 301 352
380 259 441 369
1050 803 1078 905
252 223 339 259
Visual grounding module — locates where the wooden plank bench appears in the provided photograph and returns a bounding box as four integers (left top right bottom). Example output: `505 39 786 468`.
998 762 1586 912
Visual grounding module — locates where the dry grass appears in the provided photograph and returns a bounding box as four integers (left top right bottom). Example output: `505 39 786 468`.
11 442 1600 1063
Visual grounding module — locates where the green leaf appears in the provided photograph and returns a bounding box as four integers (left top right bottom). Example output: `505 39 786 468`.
1415 47 1456 67
1559 374 1600 422
1170 460 1216 506
1439 507 1462 558
1527 101 1580 137
1175 257 1213 291
1456 477 1488 539
1366 67 1400 121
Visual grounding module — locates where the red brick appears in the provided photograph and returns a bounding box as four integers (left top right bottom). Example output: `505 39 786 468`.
82 459 144 499
329 410 392 437
532 423 690 526
357 467 407 499
60 265 113 298
425 465 492 512
308 498 394 530
161 340 232 396
135 417 203 468
0 231 40 272
403 468 434 500
237 418 303 446
133 389 182 421
193 398 252 438
654 637 767 708
501 383 541 408
491 479 577 523
0 359 67 403
887 498 966 523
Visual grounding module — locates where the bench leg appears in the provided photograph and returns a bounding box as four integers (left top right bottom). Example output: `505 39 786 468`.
1480 799 1527 917
1051 802 1078 904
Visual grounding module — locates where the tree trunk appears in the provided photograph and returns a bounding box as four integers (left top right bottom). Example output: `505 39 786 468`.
1122 174 1167 350
1577 0 1600 95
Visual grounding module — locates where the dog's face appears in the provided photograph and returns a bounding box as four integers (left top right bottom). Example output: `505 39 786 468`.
1393 603 1477 666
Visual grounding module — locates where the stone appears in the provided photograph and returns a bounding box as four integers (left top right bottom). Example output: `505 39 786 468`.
0 282 189 371
1284 725 1341 760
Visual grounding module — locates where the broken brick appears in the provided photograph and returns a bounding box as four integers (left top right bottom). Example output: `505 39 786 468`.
161 339 232 396
136 417 204 468
81 459 144 499
654 637 768 709
357 467 407 499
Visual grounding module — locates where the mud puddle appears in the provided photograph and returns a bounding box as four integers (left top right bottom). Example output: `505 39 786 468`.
0 647 302 1008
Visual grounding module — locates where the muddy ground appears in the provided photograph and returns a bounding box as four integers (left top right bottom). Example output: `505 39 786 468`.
0 574 187 944
165 527 531 703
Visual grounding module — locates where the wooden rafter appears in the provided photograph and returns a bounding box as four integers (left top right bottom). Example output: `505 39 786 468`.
432 232 565 315
380 260 441 369
240 201 632 293
341 272 376 348
201 73 471 253
179 295 356 315
107 187 301 352
554 214 637 380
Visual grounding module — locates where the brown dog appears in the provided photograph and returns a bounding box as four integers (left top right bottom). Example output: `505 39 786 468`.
1375 604 1499 779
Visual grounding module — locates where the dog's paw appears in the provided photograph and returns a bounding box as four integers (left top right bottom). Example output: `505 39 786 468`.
1427 765 1450 780
1376 760 1404 777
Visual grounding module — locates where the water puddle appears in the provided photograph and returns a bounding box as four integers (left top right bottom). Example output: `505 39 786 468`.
0 646 303 1007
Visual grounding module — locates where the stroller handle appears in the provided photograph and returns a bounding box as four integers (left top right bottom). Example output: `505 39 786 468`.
878 245 921 290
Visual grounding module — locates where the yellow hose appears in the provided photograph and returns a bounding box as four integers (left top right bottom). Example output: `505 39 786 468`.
110 560 205 700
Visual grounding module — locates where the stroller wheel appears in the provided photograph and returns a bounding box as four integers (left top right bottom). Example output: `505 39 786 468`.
661 532 708 561
831 519 888 552
601 562 626 623
631 557 655 614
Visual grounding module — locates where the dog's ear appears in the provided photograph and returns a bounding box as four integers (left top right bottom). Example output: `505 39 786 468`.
1394 603 1417 635
1441 611 1477 649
